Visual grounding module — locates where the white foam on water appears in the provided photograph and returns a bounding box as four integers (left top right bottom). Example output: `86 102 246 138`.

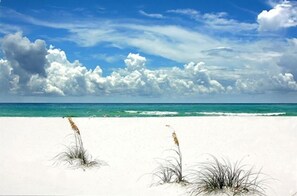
124 110 139 114
139 111 179 116
196 112 286 116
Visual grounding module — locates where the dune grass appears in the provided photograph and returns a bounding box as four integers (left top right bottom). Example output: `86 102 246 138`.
188 156 267 196
54 117 102 169
152 125 187 185
151 125 268 195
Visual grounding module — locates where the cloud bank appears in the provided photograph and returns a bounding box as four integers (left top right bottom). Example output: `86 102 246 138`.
0 33 297 98
0 33 225 97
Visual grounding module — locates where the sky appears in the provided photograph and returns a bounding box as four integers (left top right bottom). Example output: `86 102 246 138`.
0 0 297 103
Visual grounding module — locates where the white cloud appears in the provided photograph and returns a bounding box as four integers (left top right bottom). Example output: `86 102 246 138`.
64 23 288 86
0 59 19 94
273 73 297 90
257 0 297 31
1 0 297 100
139 10 163 19
235 78 262 93
42 48 101 96
0 33 48 95
235 72 297 93
0 34 226 97
0 23 21 35
0 7 267 74
167 9 199 17
35 49 225 96
167 9 257 32
17 47 297 97
1 33 297 98
66 23 219 63
1 32 48 77
0 8 257 59
201 47 234 57
124 53 146 71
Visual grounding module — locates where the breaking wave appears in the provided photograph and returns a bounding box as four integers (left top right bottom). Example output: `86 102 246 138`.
125 110 179 116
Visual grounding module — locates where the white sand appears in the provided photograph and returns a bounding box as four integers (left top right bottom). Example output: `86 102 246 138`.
0 117 296 195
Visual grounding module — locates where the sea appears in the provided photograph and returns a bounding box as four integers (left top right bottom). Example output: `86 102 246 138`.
0 103 296 117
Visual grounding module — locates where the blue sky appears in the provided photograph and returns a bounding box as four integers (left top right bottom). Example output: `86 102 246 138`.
0 0 297 102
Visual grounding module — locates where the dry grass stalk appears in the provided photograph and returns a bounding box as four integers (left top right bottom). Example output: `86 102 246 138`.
172 131 179 146
54 117 102 169
68 117 80 135
166 125 180 146
67 117 83 150
152 125 186 185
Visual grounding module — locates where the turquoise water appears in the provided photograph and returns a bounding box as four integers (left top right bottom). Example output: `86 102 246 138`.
0 103 296 117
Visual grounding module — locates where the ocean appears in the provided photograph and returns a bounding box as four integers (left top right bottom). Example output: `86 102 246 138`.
0 103 296 117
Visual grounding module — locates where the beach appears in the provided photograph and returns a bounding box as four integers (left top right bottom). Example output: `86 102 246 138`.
0 117 296 195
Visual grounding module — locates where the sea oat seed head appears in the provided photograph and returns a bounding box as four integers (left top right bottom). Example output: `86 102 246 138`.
172 131 179 146
67 117 80 135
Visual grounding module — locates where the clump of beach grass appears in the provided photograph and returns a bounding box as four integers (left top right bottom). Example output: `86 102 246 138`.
54 117 102 169
188 156 267 196
152 125 187 185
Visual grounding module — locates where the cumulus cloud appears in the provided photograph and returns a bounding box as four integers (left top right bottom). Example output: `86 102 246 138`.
257 0 297 31
35 47 107 96
42 50 147 96
273 73 297 90
37 50 225 96
235 72 297 93
1 32 48 78
1 33 297 98
124 53 146 71
104 60 225 96
0 59 19 94
0 34 226 97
